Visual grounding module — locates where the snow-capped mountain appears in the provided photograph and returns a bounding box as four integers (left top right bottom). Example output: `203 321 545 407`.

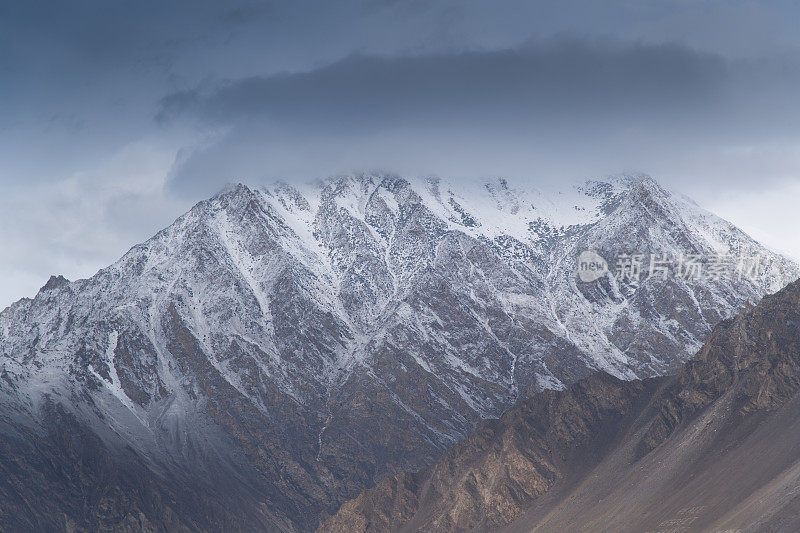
0 173 796 531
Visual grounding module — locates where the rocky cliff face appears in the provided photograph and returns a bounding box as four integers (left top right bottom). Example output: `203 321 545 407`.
322 278 800 532
0 173 796 530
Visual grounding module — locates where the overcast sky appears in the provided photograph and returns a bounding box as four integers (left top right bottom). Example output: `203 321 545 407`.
2 0 800 308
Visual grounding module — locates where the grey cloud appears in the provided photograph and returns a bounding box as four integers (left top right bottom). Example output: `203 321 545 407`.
4 0 800 309
158 38 800 196
221 2 272 26
161 39 726 126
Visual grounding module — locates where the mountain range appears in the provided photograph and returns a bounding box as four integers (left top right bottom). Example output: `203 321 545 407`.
0 173 796 531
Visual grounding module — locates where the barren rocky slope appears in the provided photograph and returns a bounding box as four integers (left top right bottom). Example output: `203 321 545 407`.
322 278 800 532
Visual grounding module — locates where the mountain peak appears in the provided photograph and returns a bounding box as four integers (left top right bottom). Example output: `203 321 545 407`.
608 172 654 186
40 274 70 292
207 181 257 204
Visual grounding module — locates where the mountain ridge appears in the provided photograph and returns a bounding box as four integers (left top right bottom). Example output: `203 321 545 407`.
321 278 800 532
0 172 797 531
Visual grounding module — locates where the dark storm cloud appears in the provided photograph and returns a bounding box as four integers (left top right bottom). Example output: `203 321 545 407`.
160 40 724 126
4 0 800 308
157 38 800 195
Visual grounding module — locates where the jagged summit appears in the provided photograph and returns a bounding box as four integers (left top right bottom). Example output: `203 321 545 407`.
40 274 70 292
0 173 797 531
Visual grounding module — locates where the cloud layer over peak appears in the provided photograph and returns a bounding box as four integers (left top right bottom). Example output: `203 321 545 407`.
3 0 800 308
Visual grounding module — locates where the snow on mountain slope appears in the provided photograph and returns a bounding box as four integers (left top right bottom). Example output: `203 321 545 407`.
0 173 796 531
